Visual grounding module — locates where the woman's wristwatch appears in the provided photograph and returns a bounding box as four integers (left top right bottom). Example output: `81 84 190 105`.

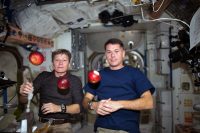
61 104 66 113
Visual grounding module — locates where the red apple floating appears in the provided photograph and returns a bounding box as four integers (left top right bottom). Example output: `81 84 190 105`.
88 70 101 84
29 51 44 65
57 77 70 90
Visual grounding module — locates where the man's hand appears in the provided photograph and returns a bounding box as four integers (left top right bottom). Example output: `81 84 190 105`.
41 103 60 114
104 100 123 112
95 98 123 116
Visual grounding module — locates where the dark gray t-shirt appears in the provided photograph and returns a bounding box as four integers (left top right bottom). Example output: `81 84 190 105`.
33 71 83 119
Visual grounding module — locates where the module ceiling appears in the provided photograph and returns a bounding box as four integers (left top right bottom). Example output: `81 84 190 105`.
3 0 200 38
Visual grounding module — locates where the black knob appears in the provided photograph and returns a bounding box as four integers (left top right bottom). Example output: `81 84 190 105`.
193 104 200 111
0 71 5 78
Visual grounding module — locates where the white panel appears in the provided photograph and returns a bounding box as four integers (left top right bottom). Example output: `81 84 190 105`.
156 90 172 133
140 124 153 133
50 7 88 29
190 7 200 50
156 49 170 74
180 73 193 93
53 31 72 52
159 90 172 117
161 116 172 133
177 93 200 125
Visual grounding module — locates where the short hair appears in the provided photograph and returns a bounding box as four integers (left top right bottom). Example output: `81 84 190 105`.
52 49 71 62
104 38 124 50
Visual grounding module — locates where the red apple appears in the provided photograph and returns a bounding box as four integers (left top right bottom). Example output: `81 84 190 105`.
88 70 101 84
29 51 44 65
57 77 70 90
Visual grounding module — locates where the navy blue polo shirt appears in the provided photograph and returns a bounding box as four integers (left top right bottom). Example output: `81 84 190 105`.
84 66 155 133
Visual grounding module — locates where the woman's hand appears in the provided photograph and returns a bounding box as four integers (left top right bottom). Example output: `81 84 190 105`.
41 103 61 114
19 82 33 96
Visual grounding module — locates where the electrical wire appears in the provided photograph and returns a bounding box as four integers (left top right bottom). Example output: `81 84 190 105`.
123 2 148 7
158 21 185 30
152 0 165 12
140 7 190 28
117 0 189 29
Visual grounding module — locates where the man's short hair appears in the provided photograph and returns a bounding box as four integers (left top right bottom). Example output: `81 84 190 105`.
104 38 124 50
